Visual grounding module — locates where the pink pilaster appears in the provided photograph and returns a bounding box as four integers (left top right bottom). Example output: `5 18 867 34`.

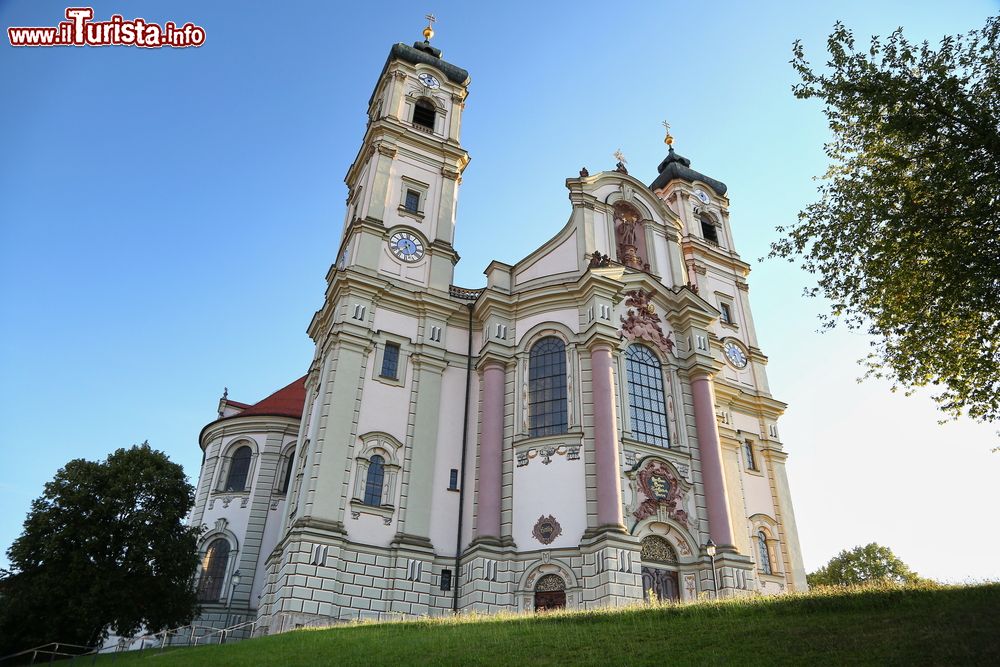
590 343 625 530
477 361 505 540
690 372 735 549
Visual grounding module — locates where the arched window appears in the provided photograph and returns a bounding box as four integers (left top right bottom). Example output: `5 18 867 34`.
280 451 295 494
743 441 757 470
363 455 385 506
700 215 719 245
412 98 436 132
529 337 568 437
625 345 670 446
197 538 230 602
757 530 772 574
225 446 252 492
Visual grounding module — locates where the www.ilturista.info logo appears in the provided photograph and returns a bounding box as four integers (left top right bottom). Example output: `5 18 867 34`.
8 7 206 48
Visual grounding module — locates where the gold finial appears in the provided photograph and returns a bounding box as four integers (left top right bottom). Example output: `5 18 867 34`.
423 13 436 41
662 120 674 146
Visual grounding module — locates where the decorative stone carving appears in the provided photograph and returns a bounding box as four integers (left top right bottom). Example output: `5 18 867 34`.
640 535 678 564
221 496 234 509
588 251 611 268
633 459 689 526
619 290 675 356
624 451 638 467
383 516 392 526
535 574 565 592
580 167 589 177
518 444 580 466
214 518 228 532
269 499 280 511
351 511 361 520
531 515 563 545
684 573 697 599
240 497 249 508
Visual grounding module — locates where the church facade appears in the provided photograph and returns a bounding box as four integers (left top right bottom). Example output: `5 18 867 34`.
188 31 806 634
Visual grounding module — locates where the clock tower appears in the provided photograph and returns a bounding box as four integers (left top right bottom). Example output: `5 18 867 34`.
337 26 470 291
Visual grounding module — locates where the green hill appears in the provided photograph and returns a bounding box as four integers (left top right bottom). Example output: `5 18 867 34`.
102 584 999 666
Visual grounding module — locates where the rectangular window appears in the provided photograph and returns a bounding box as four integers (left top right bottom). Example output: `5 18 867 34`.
448 468 459 490
719 303 732 324
380 343 400 379
440 569 452 591
404 189 420 213
744 441 757 471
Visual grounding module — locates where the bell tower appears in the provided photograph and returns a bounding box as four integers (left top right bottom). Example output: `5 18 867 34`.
337 18 470 292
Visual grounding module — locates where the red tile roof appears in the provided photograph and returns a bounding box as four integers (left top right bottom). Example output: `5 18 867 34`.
234 375 308 419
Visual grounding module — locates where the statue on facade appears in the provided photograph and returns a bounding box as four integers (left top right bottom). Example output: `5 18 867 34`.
613 201 645 270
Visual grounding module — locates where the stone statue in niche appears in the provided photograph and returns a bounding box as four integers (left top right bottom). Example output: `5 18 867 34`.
613 201 648 271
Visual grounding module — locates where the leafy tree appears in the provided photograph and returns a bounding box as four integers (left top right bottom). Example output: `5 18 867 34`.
770 18 1000 422
807 543 924 587
0 443 201 655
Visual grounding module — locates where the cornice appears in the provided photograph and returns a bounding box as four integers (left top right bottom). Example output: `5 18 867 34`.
199 415 300 451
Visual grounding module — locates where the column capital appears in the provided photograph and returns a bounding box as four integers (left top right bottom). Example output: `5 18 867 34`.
583 330 621 354
476 351 512 373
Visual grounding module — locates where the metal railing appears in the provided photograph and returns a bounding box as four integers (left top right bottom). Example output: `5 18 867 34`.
0 618 260 664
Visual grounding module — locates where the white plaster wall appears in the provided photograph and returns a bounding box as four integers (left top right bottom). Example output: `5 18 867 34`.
428 366 469 555
594 209 610 256
512 455 587 550
515 309 579 346
355 373 411 444
444 324 477 356
513 230 578 285
377 245 430 285
251 496 286 604
383 153 441 240
373 307 419 340
732 412 761 435
742 473 775 520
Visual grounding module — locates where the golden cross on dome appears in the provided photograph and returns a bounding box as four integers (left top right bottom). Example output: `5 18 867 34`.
662 119 674 146
423 13 436 41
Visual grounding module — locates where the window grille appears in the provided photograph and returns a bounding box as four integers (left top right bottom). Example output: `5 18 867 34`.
744 441 757 470
758 531 772 574
225 446 252 491
197 539 230 602
381 343 400 379
625 345 670 446
364 455 385 506
528 337 568 437
404 189 420 213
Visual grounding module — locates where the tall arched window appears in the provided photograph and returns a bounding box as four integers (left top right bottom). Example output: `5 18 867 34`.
197 538 230 602
225 446 252 492
625 345 670 446
280 452 295 494
412 98 436 131
700 214 719 245
529 337 568 437
757 530 772 574
363 455 385 506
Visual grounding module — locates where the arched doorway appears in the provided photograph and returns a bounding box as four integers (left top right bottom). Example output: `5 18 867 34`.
534 574 566 611
640 536 680 602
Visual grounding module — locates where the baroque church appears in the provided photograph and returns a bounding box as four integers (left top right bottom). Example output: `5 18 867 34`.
187 26 807 635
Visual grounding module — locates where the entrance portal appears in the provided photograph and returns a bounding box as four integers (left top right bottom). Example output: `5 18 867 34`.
533 574 566 611
640 535 681 602
641 567 679 602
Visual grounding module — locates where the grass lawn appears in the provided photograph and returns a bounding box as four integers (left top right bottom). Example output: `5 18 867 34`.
96 584 1000 666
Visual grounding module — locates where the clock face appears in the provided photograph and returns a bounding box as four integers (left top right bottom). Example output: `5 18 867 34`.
417 73 440 89
724 341 748 369
694 189 710 204
389 231 424 262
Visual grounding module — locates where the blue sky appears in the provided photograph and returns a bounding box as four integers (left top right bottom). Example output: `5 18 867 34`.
1 0 997 581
